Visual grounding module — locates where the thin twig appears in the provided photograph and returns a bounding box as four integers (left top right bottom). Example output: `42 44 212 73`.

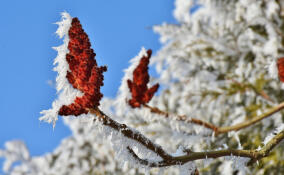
144 102 284 136
216 102 284 135
143 104 219 132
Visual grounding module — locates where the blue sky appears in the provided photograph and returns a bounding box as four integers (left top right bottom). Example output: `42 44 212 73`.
0 0 176 170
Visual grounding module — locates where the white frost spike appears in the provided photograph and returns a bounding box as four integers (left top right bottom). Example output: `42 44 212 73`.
171 145 185 157
268 59 278 79
174 0 194 23
0 141 30 173
233 132 243 149
179 161 196 175
263 123 284 145
39 12 82 127
55 12 72 38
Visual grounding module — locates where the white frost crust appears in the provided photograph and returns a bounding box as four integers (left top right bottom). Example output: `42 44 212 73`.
171 145 185 157
221 156 250 175
0 141 30 173
174 0 194 23
39 12 83 127
178 161 196 175
268 59 278 79
263 123 284 145
219 161 233 175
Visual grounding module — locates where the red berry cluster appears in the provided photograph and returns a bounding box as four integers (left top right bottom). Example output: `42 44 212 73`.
59 18 107 116
127 49 159 108
277 57 284 82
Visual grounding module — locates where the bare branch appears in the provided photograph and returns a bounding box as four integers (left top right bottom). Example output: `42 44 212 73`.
217 102 284 135
144 102 284 136
89 108 172 160
143 104 218 132
89 108 284 168
127 129 284 167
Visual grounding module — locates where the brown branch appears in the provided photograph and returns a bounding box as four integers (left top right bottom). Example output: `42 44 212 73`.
256 89 274 103
247 127 284 165
89 107 284 168
89 108 172 160
175 128 284 165
127 129 284 167
216 102 284 135
127 146 253 167
143 102 284 136
143 104 219 132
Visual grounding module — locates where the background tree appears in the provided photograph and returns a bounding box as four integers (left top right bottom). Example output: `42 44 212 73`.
1 0 284 174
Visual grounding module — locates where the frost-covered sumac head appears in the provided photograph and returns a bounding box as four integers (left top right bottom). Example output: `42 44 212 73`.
59 17 107 116
127 49 159 108
40 13 106 126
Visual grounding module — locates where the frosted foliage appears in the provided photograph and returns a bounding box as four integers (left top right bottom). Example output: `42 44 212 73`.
153 0 283 133
174 0 194 23
0 141 30 173
152 0 284 174
2 0 284 175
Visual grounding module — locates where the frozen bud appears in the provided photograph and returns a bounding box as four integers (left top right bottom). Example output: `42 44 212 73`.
127 49 159 108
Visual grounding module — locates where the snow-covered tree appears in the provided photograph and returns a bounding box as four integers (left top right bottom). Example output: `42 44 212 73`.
1 0 284 174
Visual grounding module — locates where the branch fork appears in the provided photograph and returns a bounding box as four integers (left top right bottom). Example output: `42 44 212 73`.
89 108 284 168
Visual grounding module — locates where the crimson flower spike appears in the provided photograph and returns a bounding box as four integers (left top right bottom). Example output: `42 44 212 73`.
277 57 284 82
59 17 107 116
127 49 159 108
